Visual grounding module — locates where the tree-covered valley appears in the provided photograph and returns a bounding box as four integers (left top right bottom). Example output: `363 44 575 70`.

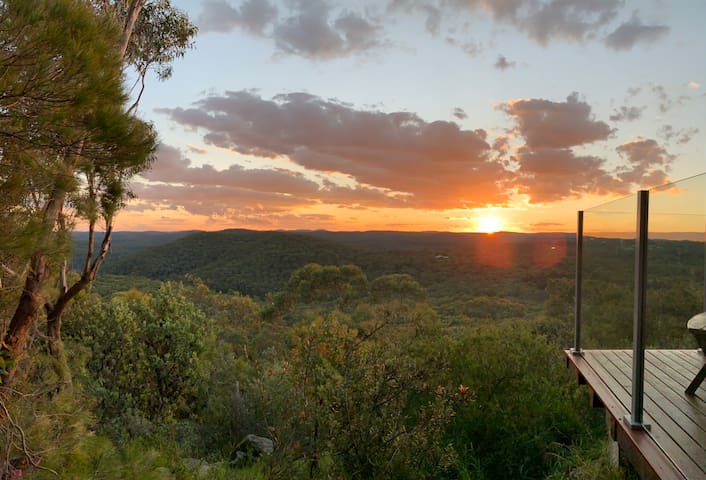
2 1 704 478
5 225 705 478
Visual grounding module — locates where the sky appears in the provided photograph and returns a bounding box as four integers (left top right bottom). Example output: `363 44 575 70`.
119 0 706 233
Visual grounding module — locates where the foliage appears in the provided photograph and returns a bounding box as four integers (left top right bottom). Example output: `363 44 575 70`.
124 0 197 81
546 439 632 480
101 230 575 311
0 0 153 258
103 230 365 298
446 323 602 480
250 315 460 480
0 357 95 478
287 263 368 306
458 295 527 323
75 284 207 428
4 225 685 478
0 0 162 389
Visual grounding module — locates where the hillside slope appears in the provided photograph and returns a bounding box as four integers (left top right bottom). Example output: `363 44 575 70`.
71 231 195 269
103 229 363 296
99 230 577 308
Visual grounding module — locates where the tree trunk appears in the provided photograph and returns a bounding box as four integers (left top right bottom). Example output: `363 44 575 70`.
45 223 112 384
46 308 70 387
120 0 146 58
0 254 50 386
45 271 93 386
1 154 72 386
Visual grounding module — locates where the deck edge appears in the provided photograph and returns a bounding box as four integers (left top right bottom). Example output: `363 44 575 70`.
564 350 687 480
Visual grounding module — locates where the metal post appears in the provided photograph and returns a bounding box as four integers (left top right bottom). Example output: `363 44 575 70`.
625 190 650 430
572 211 584 355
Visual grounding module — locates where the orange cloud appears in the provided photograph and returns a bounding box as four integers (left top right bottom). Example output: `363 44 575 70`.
136 92 678 229
500 93 672 203
157 92 512 209
615 138 673 185
501 93 614 149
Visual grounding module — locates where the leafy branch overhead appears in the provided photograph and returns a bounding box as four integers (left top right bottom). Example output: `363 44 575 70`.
0 0 196 388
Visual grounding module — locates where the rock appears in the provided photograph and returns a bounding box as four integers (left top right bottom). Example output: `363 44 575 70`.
688 312 706 331
231 434 274 467
239 434 274 455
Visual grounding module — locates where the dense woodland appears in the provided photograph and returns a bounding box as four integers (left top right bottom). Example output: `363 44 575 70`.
4 226 705 478
1 1 704 478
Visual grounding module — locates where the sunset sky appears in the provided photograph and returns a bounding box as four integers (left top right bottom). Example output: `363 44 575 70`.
120 0 705 233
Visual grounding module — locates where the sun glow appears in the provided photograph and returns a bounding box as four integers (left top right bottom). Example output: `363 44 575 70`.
475 215 504 234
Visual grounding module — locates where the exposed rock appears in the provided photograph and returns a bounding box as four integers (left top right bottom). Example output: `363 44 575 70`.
238 434 274 455
231 434 274 467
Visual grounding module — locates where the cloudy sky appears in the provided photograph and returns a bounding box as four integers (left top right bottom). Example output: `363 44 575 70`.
122 0 705 233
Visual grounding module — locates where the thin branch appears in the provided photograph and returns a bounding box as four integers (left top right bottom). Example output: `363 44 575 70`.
59 259 67 295
0 263 19 278
127 70 146 114
0 398 59 477
88 221 113 279
83 170 96 274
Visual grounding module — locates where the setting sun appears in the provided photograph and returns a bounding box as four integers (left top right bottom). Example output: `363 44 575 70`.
475 216 504 234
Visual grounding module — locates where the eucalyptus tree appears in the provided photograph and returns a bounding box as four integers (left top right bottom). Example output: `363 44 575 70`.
0 0 196 386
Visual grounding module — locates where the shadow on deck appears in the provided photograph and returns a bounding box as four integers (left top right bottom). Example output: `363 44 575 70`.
565 349 706 480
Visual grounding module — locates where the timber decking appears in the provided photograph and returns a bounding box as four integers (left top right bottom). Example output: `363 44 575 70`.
565 349 706 480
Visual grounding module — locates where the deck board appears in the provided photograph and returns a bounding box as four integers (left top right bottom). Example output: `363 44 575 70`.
566 349 706 480
592 351 704 478
638 353 706 432
604 352 706 466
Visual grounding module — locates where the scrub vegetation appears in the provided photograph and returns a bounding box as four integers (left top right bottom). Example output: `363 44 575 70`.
2 1 701 478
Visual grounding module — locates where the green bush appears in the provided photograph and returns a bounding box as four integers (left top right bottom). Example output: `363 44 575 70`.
446 322 602 479
250 315 459 479
79 283 207 429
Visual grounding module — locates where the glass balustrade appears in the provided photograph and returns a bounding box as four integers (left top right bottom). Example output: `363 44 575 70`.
645 173 706 350
571 172 706 435
580 193 636 349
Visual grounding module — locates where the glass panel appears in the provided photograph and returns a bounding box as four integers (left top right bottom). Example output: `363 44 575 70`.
581 193 636 349
646 173 706 349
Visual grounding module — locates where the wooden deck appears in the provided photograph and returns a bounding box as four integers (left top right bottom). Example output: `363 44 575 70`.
565 349 706 480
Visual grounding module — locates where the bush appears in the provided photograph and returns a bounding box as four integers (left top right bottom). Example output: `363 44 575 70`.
446 322 602 479
250 315 460 479
79 283 207 429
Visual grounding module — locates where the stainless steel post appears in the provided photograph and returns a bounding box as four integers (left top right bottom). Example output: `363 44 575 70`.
625 190 649 430
572 211 584 355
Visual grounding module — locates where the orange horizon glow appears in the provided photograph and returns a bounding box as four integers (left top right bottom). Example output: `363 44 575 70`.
108 203 567 234
102 187 705 235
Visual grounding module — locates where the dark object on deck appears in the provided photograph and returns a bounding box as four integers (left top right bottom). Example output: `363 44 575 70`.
685 312 706 395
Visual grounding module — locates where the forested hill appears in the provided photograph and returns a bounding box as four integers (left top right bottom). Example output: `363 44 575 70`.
90 230 576 313
98 230 364 297
299 229 571 250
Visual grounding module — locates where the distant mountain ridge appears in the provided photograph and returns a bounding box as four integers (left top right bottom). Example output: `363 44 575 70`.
71 230 196 269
